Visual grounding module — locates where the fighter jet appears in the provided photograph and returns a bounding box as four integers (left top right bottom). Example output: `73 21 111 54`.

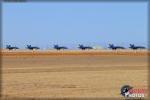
26 45 40 50
108 44 125 50
129 44 145 50
78 44 93 50
6 45 19 50
53 45 68 50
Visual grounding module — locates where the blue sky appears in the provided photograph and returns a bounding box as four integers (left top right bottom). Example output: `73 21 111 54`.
2 2 148 49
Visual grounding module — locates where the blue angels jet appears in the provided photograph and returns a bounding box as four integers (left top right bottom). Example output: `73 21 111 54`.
6 45 19 50
108 44 125 50
78 44 93 50
129 44 145 50
53 45 68 50
26 45 40 50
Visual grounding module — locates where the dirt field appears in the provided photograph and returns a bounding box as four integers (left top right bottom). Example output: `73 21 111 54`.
1 50 149 99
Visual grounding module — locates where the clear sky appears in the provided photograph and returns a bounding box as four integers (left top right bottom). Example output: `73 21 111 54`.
2 2 148 49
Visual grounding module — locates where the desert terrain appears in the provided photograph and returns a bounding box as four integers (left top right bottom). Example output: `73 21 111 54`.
0 50 149 99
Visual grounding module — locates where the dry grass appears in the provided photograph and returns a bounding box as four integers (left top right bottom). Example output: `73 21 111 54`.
1 50 149 99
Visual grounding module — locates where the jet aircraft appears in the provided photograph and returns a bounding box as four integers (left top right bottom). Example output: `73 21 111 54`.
53 45 68 50
78 44 93 50
26 45 40 50
108 44 125 50
6 45 19 50
129 44 145 50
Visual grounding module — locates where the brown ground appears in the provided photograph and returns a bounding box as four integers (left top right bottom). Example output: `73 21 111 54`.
1 50 149 99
